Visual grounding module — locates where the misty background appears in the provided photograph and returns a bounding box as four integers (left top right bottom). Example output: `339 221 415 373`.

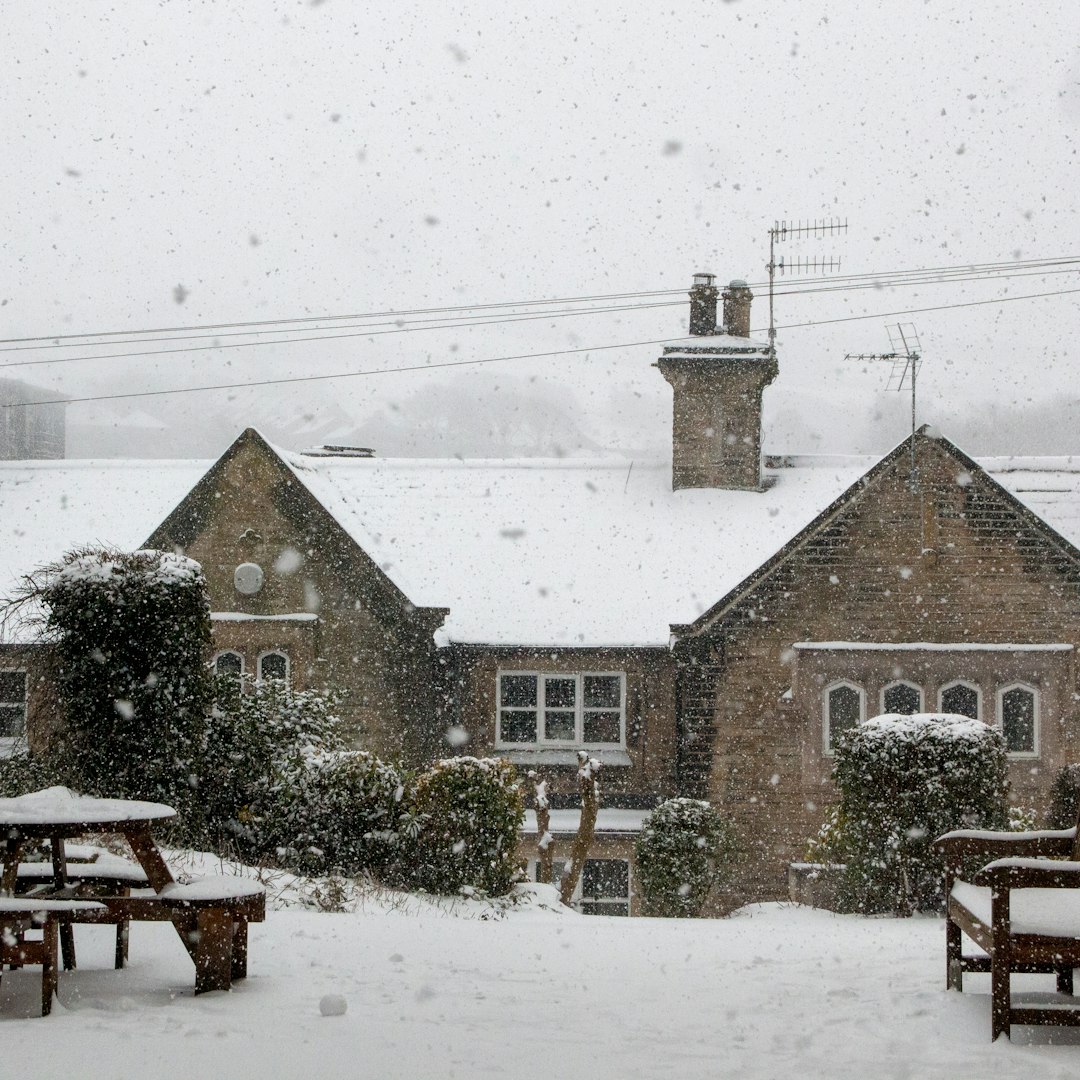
3 1 1079 462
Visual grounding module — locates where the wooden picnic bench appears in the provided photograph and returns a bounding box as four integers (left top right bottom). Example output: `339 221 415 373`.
1 788 266 1001
0 897 106 1015
935 820 1080 1040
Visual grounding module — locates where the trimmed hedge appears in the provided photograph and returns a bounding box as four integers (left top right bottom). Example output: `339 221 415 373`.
636 797 735 917
832 712 1009 913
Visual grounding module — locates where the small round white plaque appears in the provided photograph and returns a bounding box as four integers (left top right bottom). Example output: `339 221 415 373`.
234 562 264 595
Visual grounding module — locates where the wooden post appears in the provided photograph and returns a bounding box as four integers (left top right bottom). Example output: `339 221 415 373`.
991 887 1011 1040
559 753 601 908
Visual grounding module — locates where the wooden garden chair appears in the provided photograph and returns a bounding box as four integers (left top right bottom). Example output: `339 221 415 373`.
935 810 1080 1040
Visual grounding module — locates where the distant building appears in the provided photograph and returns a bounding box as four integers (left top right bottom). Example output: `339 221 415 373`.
0 379 66 459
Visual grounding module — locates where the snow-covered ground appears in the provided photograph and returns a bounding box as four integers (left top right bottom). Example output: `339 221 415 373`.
4 881 1080 1079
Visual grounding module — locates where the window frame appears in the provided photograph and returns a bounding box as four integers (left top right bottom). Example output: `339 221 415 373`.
822 680 865 756
997 682 1040 758
496 670 626 749
257 650 290 684
938 680 981 720
528 856 631 916
0 668 28 751
212 650 245 679
880 680 924 716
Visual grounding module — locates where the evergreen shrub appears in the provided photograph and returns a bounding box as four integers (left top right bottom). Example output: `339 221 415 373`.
255 747 414 876
405 756 523 896
832 712 1009 914
636 797 735 917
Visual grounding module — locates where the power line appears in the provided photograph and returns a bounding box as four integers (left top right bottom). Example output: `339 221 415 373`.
2 253 1076 351
5 283 1079 411
2 261 1078 373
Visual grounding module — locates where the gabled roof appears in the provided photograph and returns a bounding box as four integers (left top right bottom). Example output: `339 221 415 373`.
1 430 1080 648
672 427 1080 642
144 428 445 632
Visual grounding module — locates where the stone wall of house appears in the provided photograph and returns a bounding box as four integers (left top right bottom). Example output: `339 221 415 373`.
157 437 444 765
682 436 1080 904
441 645 678 806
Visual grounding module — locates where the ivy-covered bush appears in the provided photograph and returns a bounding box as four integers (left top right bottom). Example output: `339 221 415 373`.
20 548 213 810
1048 764 1080 829
636 797 735 917
832 713 1009 914
404 757 523 897
254 748 414 876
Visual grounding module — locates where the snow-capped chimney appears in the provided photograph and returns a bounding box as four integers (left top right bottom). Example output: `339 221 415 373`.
655 273 777 491
688 273 719 336
722 279 753 337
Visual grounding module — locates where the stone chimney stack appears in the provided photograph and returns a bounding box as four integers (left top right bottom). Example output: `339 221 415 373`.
655 276 777 491
721 279 753 337
688 273 719 335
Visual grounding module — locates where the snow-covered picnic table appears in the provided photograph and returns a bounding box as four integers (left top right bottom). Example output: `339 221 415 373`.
0 787 264 1001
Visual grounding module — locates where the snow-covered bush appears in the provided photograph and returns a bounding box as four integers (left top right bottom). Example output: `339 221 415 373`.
832 713 1009 914
404 757 524 897
17 547 213 810
0 746 57 798
255 747 414 877
635 797 735 917
195 674 345 852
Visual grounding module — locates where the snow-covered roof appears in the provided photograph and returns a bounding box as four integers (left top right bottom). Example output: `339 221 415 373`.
1 446 1080 648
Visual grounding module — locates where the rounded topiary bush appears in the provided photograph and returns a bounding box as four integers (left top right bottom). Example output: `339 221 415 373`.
636 797 735 917
832 712 1009 914
405 756 523 897
258 748 413 876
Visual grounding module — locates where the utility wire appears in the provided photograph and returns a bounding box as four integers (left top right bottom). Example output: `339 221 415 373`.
5 283 1079 410
2 254 1076 349
2 263 1078 372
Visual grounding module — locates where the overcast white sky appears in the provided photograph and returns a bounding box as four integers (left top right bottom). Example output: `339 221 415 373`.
2 0 1079 458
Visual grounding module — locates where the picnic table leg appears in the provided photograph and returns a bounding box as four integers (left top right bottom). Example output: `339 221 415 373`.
122 824 175 893
2 834 24 894
1057 966 1075 995
41 916 58 1017
193 907 234 994
50 836 76 971
231 918 249 981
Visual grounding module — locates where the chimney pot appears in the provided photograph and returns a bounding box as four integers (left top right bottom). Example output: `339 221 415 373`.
688 272 719 336
722 280 753 337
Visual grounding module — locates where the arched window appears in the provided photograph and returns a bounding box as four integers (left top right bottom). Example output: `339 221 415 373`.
258 651 289 683
882 681 922 716
824 682 864 753
939 681 980 720
998 684 1038 756
213 651 244 679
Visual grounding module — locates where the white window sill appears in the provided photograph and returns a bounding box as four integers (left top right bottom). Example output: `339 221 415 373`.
499 748 632 768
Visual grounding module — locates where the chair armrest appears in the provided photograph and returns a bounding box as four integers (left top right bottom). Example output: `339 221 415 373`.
933 827 1075 863
972 857 1080 890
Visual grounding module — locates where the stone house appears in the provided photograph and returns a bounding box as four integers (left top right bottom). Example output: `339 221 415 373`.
2 275 1079 913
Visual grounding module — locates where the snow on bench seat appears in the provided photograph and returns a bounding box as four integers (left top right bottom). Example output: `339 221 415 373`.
0 897 106 914
16 858 150 885
951 876 1080 938
159 876 265 904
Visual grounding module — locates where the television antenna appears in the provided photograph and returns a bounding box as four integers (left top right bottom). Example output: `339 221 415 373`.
845 322 924 489
766 218 847 350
